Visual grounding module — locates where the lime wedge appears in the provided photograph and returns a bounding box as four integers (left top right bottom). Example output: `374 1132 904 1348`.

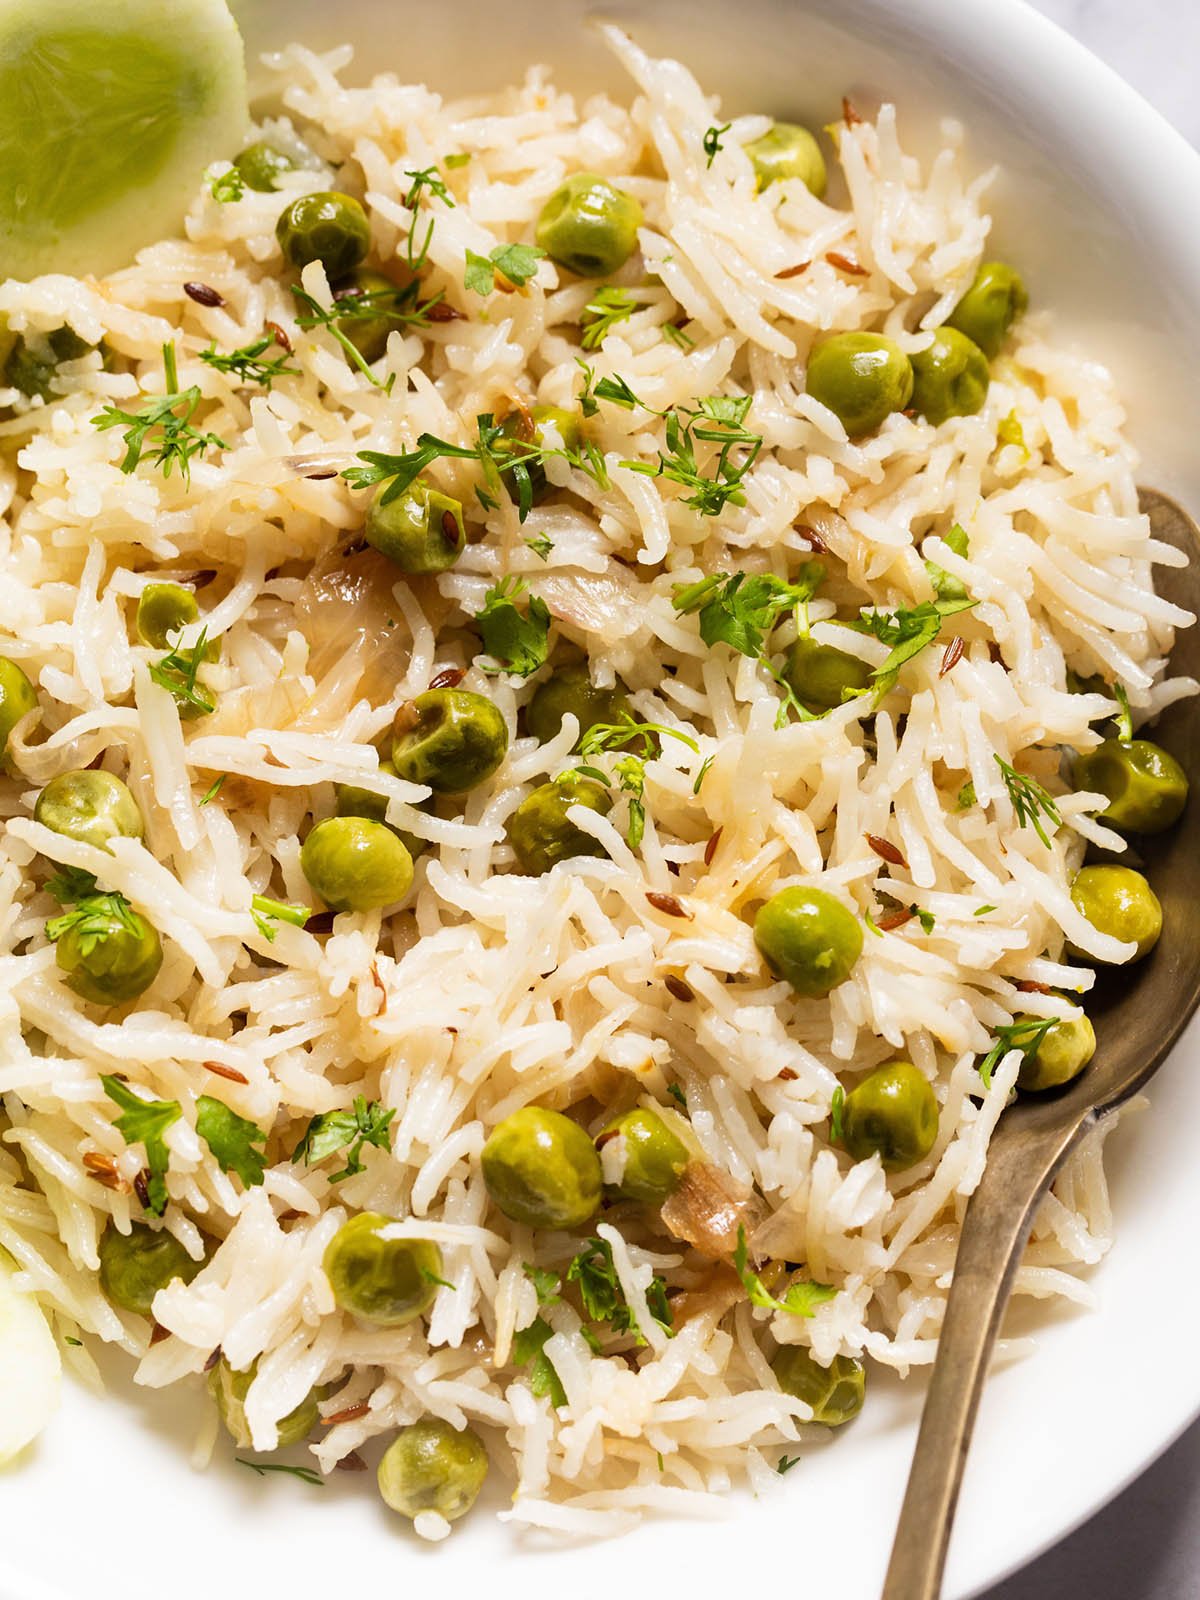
0 1249 61 1464
0 0 247 281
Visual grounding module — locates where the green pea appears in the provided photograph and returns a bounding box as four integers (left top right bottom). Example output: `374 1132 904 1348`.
526 664 631 747
275 191 370 275
391 688 508 795
300 816 413 913
323 1213 442 1326
1069 865 1162 961
35 770 143 852
754 885 863 998
840 1061 938 1172
535 174 643 277
481 1106 602 1229
1016 1012 1096 1092
744 122 827 197
597 1108 688 1204
232 140 297 194
783 636 873 713
947 261 1028 360
332 267 412 363
0 655 36 765
364 478 465 574
1073 739 1188 834
377 1418 488 1524
495 405 583 505
209 1355 320 1448
335 759 429 860
772 1346 865 1426
805 332 914 437
54 901 162 1005
506 772 612 875
910 327 990 426
98 1221 203 1317
136 582 199 649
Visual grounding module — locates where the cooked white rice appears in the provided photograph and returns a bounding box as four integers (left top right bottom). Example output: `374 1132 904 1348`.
0 25 1192 1536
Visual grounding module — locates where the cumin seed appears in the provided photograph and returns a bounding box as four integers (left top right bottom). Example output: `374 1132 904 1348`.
321 1401 370 1426
940 635 965 676
204 1346 222 1372
876 908 914 932
664 975 694 1002
265 320 293 353
842 96 863 126
866 833 908 868
133 1171 151 1210
1015 979 1055 994
205 1060 249 1085
149 1322 171 1345
430 666 465 690
796 524 828 554
184 281 224 307
703 828 723 867
825 251 867 276
336 1451 368 1472
426 301 465 322
440 509 461 546
305 470 337 481
778 1067 798 1081
646 891 691 919
775 261 811 280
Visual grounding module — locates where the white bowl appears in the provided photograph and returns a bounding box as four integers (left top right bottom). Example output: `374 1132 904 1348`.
5 4 1200 1597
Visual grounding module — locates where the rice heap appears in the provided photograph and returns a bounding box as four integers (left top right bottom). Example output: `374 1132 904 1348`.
0 25 1192 1538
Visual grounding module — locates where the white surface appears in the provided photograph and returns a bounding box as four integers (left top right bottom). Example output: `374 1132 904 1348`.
4 3 1200 1598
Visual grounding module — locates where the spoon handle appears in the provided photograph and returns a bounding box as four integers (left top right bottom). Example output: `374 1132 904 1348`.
881 1112 1093 1600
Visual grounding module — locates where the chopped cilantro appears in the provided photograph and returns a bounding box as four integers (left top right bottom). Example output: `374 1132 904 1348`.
199 335 298 389
474 577 551 676
566 1235 672 1342
99 1074 180 1217
849 597 976 696
911 905 936 934
923 523 970 604
830 1085 844 1143
621 395 762 516
523 1263 562 1306
511 1315 567 1407
702 121 732 167
196 1095 267 1187
148 627 216 717
93 343 226 484
777 1454 802 1475
464 242 545 295
733 1226 837 1318
250 894 311 943
978 1016 1057 1090
291 1095 395 1183
581 285 637 350
199 775 227 806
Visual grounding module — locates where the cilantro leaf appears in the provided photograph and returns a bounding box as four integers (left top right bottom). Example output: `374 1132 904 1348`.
511 1315 567 1407
703 121 732 167
523 1263 561 1306
581 285 637 350
474 577 551 676
99 1074 180 1217
47 891 146 957
993 754 1062 848
209 167 245 203
777 1453 802 1475
566 1235 672 1342
621 396 762 516
291 1095 394 1183
911 905 936 934
196 1095 267 1187
250 894 311 943
465 243 545 295
92 343 226 484
148 627 216 717
672 567 825 658
850 597 976 695
733 1226 837 1318
924 523 970 604
45 866 99 904
199 335 298 389
977 1016 1058 1090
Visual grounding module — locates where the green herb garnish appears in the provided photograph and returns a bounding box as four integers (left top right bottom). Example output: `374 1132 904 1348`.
93 342 226 484
993 754 1061 847
465 242 545 295
148 627 215 717
622 395 762 516
199 335 298 389
196 1096 267 1187
581 285 638 350
250 894 311 943
924 523 970 604
703 122 732 167
236 1459 324 1487
566 1235 672 1342
99 1074 180 1217
850 597 976 696
474 577 551 676
512 1316 567 1406
733 1226 837 1318
978 1017 1057 1090
830 1085 845 1142
291 1095 395 1183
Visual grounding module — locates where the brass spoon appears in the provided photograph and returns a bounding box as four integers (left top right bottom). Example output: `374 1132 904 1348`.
882 488 1200 1600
